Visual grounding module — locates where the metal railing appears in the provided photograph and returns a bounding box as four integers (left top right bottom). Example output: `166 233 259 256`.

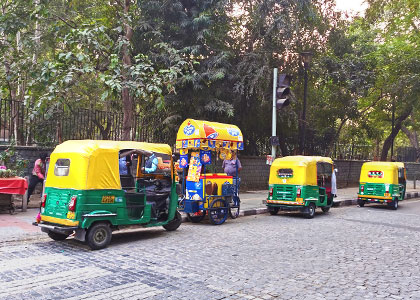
0 99 171 146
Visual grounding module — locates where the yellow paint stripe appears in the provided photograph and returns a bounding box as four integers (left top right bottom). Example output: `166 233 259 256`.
41 215 79 226
358 195 392 200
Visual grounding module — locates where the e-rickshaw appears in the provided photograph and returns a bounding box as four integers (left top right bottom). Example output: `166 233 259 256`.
33 140 181 250
265 156 335 218
357 161 406 210
176 119 243 225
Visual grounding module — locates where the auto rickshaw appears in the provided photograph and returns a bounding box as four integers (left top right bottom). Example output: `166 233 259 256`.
264 156 335 218
33 140 182 250
357 161 406 210
176 119 243 225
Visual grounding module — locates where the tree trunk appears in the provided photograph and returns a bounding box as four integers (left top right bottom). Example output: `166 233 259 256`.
380 104 413 161
121 0 134 141
401 124 420 162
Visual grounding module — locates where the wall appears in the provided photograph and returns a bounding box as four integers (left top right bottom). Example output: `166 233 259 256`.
2 146 420 190
0 145 54 176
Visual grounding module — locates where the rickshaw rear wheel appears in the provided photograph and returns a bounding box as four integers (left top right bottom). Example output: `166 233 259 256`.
321 206 330 213
86 223 112 250
304 203 316 219
47 231 69 241
187 210 206 223
269 207 279 215
163 211 182 231
357 199 365 207
209 199 228 225
388 199 398 210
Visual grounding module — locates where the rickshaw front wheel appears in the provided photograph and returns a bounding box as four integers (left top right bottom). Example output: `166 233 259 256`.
47 231 69 241
269 207 279 215
321 206 330 213
304 203 316 219
86 223 112 250
163 211 182 231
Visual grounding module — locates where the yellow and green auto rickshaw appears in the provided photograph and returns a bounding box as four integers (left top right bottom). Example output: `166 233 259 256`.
176 119 243 225
357 161 406 210
33 140 182 250
264 156 335 218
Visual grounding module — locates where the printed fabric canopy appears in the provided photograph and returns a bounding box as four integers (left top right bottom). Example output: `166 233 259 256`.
176 119 244 151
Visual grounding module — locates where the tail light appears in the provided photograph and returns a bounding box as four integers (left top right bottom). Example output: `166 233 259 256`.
296 188 301 198
385 185 390 193
269 187 273 197
41 194 47 208
68 196 77 212
361 185 364 193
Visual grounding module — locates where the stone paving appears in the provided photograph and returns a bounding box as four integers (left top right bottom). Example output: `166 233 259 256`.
2 200 420 299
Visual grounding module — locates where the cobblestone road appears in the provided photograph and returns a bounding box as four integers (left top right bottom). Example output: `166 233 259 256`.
2 200 420 299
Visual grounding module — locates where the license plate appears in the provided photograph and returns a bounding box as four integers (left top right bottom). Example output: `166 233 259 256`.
67 211 75 219
101 196 115 204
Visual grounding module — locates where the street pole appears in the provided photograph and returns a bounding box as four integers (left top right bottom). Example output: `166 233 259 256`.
299 64 308 155
391 97 395 160
272 68 278 158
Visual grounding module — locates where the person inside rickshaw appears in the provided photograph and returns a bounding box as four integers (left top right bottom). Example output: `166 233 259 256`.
138 152 172 219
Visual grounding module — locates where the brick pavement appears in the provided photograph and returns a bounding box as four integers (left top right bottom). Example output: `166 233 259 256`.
2 202 420 299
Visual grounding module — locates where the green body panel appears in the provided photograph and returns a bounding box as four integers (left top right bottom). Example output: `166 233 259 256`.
42 183 177 229
358 183 406 201
267 184 330 207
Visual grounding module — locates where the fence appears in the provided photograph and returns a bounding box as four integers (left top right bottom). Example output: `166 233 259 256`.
0 99 172 146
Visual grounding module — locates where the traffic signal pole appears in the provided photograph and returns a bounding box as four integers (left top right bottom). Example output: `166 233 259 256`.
272 68 278 158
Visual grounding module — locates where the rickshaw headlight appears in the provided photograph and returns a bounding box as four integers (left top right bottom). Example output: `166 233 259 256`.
68 195 77 212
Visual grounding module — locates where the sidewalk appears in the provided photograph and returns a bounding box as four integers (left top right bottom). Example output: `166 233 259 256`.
1 184 419 243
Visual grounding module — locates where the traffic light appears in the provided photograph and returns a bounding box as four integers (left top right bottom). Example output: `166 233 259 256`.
276 74 292 110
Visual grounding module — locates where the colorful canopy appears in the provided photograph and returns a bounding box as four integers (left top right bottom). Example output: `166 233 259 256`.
46 140 172 190
176 119 244 151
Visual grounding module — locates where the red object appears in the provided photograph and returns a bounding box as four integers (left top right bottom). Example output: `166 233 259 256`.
269 187 273 197
199 173 233 180
0 177 28 195
41 194 47 208
68 195 77 211
296 188 301 198
361 185 364 193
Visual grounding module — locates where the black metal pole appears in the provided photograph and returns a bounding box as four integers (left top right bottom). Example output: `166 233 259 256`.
391 97 395 160
299 64 308 154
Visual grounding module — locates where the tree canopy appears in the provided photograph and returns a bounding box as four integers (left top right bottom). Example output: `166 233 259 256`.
0 0 418 161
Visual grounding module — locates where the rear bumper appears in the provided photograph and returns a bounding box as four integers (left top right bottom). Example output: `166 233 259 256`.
264 199 305 206
33 222 78 234
40 215 79 226
358 194 392 201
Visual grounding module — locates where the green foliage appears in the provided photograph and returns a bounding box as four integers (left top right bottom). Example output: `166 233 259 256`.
0 143 29 177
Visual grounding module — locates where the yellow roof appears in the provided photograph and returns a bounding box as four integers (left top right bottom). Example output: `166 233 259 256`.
45 140 172 190
270 156 333 185
359 161 405 183
176 119 243 151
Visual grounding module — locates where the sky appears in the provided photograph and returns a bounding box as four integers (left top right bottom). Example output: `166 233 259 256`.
335 0 368 14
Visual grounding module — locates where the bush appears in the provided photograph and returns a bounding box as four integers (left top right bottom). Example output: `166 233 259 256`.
0 142 29 177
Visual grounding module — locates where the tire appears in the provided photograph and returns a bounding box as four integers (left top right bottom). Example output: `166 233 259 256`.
187 210 206 223
209 199 228 225
269 207 279 215
388 199 398 210
163 211 182 231
47 231 69 241
357 199 365 207
304 202 316 219
321 206 330 213
229 196 240 219
86 223 112 250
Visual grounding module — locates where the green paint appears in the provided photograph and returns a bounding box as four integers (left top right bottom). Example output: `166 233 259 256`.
267 184 331 208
